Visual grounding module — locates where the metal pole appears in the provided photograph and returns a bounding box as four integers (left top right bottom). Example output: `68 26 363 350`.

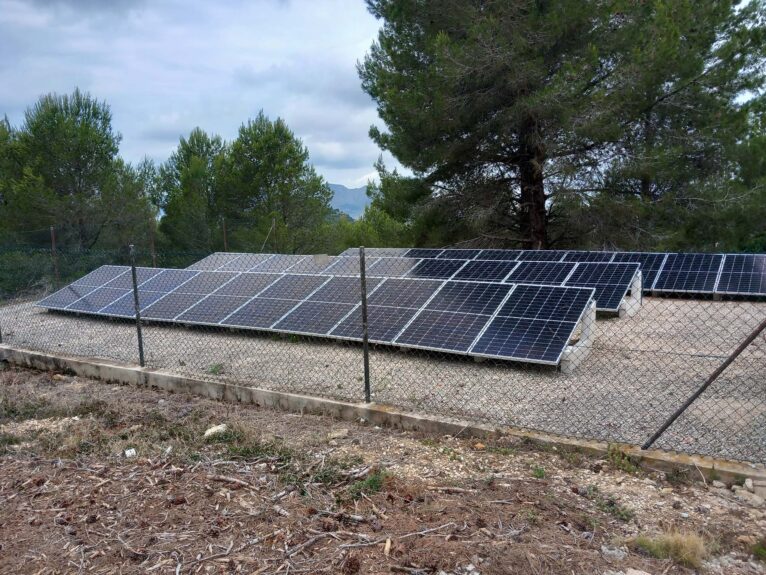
50 226 60 286
129 244 146 367
642 316 766 450
359 246 371 403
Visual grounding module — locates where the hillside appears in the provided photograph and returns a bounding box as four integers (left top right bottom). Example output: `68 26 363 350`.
329 183 369 219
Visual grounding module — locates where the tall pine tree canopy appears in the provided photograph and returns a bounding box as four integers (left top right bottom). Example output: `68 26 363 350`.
359 0 766 249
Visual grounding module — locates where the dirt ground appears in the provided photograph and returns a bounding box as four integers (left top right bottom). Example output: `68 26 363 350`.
0 367 764 575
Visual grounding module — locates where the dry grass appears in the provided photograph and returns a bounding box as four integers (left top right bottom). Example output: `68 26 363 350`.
630 530 711 568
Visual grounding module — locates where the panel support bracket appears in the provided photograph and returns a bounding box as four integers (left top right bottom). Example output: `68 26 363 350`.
560 299 596 374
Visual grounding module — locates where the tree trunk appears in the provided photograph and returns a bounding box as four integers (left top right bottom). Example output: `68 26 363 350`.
518 119 548 249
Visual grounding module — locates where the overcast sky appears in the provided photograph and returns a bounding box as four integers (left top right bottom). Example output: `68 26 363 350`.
0 0 397 187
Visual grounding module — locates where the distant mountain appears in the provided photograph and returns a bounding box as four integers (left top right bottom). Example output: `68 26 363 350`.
328 183 369 219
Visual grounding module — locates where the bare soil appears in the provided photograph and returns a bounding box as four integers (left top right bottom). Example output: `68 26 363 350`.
0 367 764 574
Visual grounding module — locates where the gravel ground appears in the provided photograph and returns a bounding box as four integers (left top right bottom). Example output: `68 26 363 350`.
0 296 764 463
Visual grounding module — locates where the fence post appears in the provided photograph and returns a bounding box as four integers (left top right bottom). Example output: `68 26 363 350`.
359 246 371 403
129 244 146 367
50 226 60 286
642 316 766 450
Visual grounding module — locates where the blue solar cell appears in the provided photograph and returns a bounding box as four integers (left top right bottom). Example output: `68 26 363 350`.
177 295 250 324
104 267 163 289
140 269 200 292
217 253 275 272
100 290 167 317
519 250 568 261
367 258 420 277
324 256 378 275
330 305 417 342
175 271 238 294
476 249 522 261
437 249 480 259
662 253 723 272
453 261 518 282
563 252 615 262
498 284 594 322
67 287 130 313
368 279 441 309
716 255 766 295
274 301 356 335
395 310 490 352
250 255 308 273
257 274 329 300
213 273 281 297
187 253 244 271
224 298 299 328
506 261 575 285
406 259 465 279
612 252 666 287
72 265 130 287
308 276 382 304
567 263 639 285
38 284 98 309
286 255 337 274
141 293 203 320
426 282 512 315
654 271 720 293
471 317 577 364
404 248 443 258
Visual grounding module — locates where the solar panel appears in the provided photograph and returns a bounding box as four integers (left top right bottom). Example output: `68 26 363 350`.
67 287 130 313
140 269 200 292
213 273 281 297
251 255 308 273
395 310 492 353
257 274 329 300
308 276 382 304
611 253 666 288
407 259 466 279
368 278 442 309
218 254 275 272
38 284 98 309
437 249 480 260
506 261 575 285
177 295 251 324
330 305 419 343
716 254 766 295
565 262 640 311
72 265 130 287
404 248 444 258
38 264 597 367
452 260 518 282
366 257 420 277
188 253 244 271
142 293 205 320
286 255 337 274
425 282 512 315
563 251 615 262
274 301 356 335
323 256 378 276
653 254 723 293
519 250 568 261
104 267 163 289
475 249 522 261
174 271 238 294
224 297 300 328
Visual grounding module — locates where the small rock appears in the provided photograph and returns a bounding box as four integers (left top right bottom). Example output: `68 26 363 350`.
473 442 485 451
203 424 228 438
712 480 726 489
680 512 689 518
600 545 627 561
124 448 137 458
327 428 349 440
660 487 673 495
734 490 764 506
745 478 754 493
52 373 67 381
625 570 653 575
736 534 757 546
697 504 711 514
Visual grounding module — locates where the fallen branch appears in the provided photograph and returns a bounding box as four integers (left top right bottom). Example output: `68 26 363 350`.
207 474 252 488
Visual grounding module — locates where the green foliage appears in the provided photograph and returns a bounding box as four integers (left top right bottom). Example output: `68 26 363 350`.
348 470 386 500
607 445 640 474
360 0 766 250
531 466 546 479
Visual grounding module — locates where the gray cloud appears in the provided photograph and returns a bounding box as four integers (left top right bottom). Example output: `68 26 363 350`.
0 0 399 186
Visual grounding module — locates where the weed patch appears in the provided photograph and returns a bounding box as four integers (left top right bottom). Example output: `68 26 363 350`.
630 531 708 568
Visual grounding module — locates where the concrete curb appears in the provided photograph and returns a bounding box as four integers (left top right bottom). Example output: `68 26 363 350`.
1 345 763 487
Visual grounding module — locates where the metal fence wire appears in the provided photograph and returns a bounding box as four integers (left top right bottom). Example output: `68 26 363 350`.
0 245 764 465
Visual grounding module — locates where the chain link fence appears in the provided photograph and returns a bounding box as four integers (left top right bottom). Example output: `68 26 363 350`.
0 246 764 465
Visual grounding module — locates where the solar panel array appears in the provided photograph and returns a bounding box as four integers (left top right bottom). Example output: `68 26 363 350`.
338 248 766 297
37 265 596 366
188 252 639 312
